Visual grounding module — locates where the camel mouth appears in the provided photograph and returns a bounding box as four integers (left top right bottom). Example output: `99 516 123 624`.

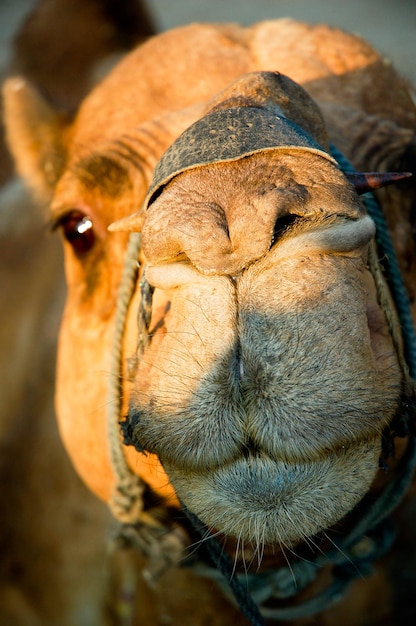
122 171 403 547
123 251 402 549
163 438 382 546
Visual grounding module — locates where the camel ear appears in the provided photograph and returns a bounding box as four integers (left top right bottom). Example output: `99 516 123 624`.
2 77 69 201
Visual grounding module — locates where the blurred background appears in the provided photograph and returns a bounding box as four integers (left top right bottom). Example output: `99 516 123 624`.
1 0 416 82
0 1 414 625
154 0 416 83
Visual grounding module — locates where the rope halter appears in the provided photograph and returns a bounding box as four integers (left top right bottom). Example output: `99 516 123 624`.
106 90 416 624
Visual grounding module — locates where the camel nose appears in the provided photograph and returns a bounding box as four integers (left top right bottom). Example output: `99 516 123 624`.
141 169 311 275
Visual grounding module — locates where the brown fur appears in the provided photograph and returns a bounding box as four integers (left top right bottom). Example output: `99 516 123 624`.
0 2 155 624
3 19 416 625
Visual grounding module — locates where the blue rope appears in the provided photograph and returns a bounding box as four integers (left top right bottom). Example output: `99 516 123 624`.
181 502 266 626
330 144 416 377
181 146 416 624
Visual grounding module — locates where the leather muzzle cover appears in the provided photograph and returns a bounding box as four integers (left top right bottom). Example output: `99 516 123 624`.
143 106 337 210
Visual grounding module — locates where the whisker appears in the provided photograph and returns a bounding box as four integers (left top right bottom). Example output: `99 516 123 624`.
279 542 298 590
322 531 366 580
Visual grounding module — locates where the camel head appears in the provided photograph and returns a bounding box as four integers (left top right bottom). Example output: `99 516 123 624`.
3 20 414 554
111 71 405 547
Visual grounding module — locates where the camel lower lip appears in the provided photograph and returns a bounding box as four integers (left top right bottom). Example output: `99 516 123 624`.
164 440 381 545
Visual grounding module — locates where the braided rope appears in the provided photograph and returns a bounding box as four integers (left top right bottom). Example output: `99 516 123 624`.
370 200 416 377
189 500 397 622
182 503 266 626
107 232 147 525
330 144 416 377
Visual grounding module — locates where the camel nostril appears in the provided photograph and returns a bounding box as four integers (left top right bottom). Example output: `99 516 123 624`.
270 213 301 248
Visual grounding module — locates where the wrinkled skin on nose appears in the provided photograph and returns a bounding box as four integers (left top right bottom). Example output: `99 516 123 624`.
124 152 401 546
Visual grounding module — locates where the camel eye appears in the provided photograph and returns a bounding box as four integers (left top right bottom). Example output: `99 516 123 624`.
55 211 95 254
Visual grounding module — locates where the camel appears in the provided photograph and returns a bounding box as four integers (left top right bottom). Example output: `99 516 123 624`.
0 1 155 624
3 18 416 625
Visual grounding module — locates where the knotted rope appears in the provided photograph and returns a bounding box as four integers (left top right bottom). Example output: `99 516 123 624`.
107 232 146 525
106 232 186 623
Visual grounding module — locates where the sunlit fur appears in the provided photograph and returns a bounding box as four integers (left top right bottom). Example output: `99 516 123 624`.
3 18 416 624
127 148 401 546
